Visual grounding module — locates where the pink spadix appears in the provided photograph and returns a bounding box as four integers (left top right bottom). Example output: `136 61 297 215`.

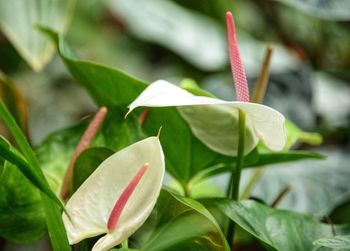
107 163 149 231
226 11 250 102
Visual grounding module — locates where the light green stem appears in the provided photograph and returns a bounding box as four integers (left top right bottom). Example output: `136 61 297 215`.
121 239 128 249
226 109 246 246
240 166 265 200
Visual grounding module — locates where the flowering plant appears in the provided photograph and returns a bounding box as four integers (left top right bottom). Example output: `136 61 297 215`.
0 5 345 251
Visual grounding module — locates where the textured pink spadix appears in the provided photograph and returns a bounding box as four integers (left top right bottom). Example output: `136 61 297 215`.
107 163 149 231
226 11 250 102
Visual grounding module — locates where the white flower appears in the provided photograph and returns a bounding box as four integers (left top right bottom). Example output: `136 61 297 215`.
128 80 286 156
62 137 165 251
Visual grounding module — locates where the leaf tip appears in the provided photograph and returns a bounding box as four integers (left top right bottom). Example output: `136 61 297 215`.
157 126 163 139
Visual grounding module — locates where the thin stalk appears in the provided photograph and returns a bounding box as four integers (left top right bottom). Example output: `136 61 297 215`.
226 109 246 246
240 45 274 200
60 107 107 200
271 185 291 208
251 44 274 104
184 184 192 198
240 167 265 200
139 108 149 125
121 239 129 249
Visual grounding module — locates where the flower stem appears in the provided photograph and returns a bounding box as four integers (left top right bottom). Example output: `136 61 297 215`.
121 239 129 249
239 45 274 201
226 109 246 246
240 167 265 200
271 185 291 208
60 106 107 200
251 44 274 104
184 184 192 198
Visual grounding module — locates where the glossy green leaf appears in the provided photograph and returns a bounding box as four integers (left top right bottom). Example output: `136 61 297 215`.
111 249 139 251
0 100 70 250
0 0 76 71
216 199 349 251
41 28 147 107
314 235 350 250
143 107 221 184
37 122 85 194
0 136 63 206
190 149 324 185
134 189 229 251
0 161 46 243
0 134 60 207
72 147 114 192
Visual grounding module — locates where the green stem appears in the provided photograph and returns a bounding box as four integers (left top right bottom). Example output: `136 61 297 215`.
240 166 265 200
184 183 192 198
121 239 128 249
226 109 246 247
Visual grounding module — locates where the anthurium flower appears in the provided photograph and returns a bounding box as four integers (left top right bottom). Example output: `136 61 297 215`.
62 137 165 251
127 12 286 157
128 81 285 156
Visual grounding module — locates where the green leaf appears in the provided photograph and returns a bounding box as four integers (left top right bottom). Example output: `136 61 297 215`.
248 150 324 167
276 0 350 21
0 0 76 71
0 101 70 251
0 161 46 243
190 149 324 185
216 199 348 251
72 147 114 192
99 107 146 151
135 189 229 251
284 120 322 150
40 28 147 107
314 235 350 250
37 122 85 194
0 135 61 208
143 107 221 184
111 249 139 251
179 79 216 98
329 199 350 224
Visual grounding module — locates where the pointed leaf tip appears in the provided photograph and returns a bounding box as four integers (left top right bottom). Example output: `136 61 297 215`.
226 11 250 102
107 163 149 231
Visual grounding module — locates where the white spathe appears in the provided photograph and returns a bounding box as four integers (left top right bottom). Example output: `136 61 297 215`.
128 80 286 156
62 137 165 251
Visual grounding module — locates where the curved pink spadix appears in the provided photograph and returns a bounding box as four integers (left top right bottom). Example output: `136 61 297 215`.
226 11 250 102
107 163 149 231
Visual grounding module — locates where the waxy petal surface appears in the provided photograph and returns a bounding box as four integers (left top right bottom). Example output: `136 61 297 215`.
128 81 286 156
62 137 165 251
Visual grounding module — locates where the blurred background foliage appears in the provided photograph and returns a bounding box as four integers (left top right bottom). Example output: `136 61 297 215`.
0 0 349 250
